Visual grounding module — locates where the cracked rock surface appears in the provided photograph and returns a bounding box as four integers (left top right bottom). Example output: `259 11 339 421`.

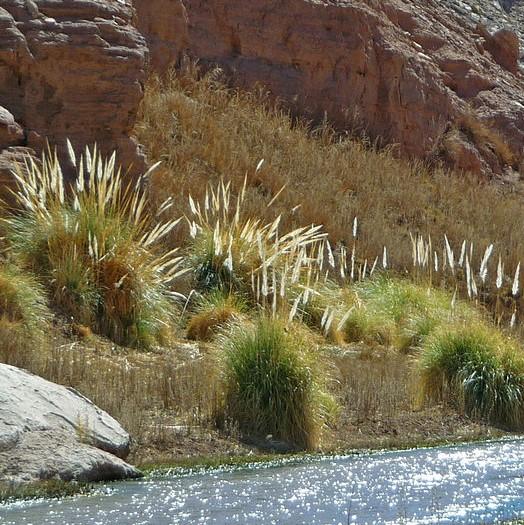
0 0 148 175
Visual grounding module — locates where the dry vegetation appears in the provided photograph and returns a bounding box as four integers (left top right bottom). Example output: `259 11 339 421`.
0 68 522 466
136 68 524 288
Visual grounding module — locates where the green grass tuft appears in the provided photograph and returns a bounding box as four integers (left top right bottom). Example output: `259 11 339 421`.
219 317 335 450
342 276 479 351
417 323 524 428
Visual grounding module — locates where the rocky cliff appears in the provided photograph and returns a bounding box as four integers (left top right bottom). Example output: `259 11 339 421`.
0 0 147 177
175 0 524 175
0 0 522 177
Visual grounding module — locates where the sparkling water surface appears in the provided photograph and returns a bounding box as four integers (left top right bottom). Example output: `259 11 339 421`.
2 439 524 524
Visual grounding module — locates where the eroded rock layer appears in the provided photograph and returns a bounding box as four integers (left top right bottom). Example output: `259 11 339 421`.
0 0 148 174
0 0 523 177
176 0 524 175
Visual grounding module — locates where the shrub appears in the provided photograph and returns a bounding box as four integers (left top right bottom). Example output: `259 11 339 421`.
417 323 524 428
219 317 334 450
185 178 326 307
187 289 247 341
3 145 187 348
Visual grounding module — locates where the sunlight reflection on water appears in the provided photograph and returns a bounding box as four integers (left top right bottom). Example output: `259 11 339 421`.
2 439 524 524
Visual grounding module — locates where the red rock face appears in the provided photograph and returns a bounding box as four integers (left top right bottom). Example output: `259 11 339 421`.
160 0 524 175
133 0 188 72
0 0 522 177
0 0 148 174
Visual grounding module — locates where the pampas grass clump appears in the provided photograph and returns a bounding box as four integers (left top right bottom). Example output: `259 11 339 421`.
0 264 50 363
187 289 247 341
218 317 334 450
3 145 187 348
186 178 326 309
417 323 524 428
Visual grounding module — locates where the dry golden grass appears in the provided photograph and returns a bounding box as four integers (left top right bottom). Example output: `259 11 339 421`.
0 325 223 462
187 291 246 341
457 113 516 168
135 67 524 278
331 348 414 421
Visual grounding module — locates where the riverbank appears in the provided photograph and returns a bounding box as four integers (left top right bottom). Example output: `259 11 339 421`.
1 434 515 505
1 322 508 467
4 438 524 524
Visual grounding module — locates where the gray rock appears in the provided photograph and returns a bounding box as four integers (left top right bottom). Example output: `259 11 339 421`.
0 364 142 484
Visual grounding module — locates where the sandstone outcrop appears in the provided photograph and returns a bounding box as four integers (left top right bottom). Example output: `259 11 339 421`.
0 0 523 178
134 0 188 72
0 0 148 175
0 364 141 483
171 0 524 176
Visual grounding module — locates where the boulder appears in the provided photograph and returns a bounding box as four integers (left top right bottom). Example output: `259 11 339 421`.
0 107 24 149
0 364 142 484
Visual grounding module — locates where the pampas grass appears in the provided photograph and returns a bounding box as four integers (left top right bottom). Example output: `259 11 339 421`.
137 67 524 328
3 145 187 348
186 178 326 315
218 317 334 450
187 289 247 341
0 264 50 364
417 323 524 428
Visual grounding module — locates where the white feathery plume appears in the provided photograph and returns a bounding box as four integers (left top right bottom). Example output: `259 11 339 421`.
288 294 302 324
370 256 378 276
512 262 521 297
326 241 335 268
320 306 330 330
479 244 493 283
458 240 466 267
496 257 503 289
324 309 335 335
444 235 454 274
255 159 265 174
410 232 417 267
466 255 472 298
337 307 355 332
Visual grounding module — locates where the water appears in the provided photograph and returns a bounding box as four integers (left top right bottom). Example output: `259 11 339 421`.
2 439 524 525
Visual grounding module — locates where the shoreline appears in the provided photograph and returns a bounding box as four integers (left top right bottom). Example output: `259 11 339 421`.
2 432 517 505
